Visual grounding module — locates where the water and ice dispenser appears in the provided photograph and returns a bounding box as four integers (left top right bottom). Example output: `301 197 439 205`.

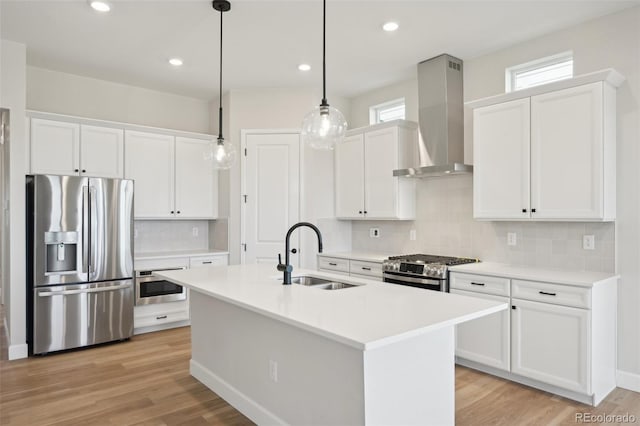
44 231 78 274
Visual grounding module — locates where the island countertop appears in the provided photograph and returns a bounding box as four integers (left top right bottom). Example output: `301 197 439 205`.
157 264 507 351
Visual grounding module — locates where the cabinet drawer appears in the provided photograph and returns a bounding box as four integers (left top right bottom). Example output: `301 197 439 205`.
134 307 190 329
190 255 228 268
349 260 382 278
318 256 349 273
512 279 591 309
450 272 510 297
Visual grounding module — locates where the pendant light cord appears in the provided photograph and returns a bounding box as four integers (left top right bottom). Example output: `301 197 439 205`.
321 0 328 107
218 7 224 142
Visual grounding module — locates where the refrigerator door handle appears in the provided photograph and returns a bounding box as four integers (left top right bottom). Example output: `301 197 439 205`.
89 186 97 274
82 185 89 274
37 283 131 297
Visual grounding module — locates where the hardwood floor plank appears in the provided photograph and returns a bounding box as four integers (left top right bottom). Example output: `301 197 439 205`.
1 310 638 425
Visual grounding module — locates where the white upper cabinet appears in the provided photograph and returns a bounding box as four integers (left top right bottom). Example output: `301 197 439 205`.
124 131 218 219
80 125 124 178
30 118 124 178
469 69 622 221
335 134 365 219
125 130 175 218
335 120 417 220
175 136 218 219
473 98 530 219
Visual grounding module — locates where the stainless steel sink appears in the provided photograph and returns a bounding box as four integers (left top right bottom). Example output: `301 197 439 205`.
290 276 362 290
291 276 333 286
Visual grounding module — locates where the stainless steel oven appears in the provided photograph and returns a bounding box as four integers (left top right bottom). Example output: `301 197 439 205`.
382 254 479 292
135 267 187 305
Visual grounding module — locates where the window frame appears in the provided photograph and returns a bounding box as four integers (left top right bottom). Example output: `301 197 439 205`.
505 51 574 93
369 98 406 125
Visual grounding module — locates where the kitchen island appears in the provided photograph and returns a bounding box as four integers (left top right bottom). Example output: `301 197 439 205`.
157 264 507 425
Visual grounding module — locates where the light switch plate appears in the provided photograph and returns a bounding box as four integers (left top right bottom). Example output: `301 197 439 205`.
507 232 517 246
409 229 417 241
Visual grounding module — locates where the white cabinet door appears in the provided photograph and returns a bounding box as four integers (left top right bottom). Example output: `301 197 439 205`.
30 118 80 175
364 127 398 219
511 298 590 394
531 83 603 219
80 125 124 178
175 137 217 219
473 98 530 219
452 289 510 371
124 130 175 218
335 133 365 219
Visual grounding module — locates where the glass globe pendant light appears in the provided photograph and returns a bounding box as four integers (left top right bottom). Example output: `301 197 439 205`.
301 0 347 150
209 0 236 169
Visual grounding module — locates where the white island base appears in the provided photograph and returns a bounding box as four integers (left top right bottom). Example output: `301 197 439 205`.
190 292 455 425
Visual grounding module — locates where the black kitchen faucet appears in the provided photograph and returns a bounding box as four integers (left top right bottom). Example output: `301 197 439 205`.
277 222 323 285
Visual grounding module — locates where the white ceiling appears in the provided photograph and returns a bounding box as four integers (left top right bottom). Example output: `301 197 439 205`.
1 0 637 100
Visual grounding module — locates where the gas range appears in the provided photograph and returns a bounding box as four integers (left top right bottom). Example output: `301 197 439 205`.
382 254 479 292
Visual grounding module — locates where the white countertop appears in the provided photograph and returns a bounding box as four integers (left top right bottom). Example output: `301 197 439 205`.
449 262 619 288
156 264 506 351
135 249 229 261
318 251 392 263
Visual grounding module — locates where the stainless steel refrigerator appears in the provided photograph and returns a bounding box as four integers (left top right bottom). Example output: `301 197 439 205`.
26 174 134 355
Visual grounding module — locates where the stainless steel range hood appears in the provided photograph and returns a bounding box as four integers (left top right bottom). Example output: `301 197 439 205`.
394 54 473 178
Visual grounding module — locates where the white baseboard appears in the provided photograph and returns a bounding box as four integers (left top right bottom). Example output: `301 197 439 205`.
3 312 28 360
190 359 286 426
617 369 640 393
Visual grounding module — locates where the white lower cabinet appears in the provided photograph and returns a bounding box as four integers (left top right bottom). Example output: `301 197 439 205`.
451 269 616 406
451 289 510 371
317 255 382 280
511 298 589 394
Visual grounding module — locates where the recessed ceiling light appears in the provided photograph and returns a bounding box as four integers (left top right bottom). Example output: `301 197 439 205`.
298 64 311 72
169 58 184 67
89 1 111 12
382 22 399 32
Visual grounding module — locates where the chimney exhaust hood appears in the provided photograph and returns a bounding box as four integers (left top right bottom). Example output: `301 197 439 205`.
393 54 473 178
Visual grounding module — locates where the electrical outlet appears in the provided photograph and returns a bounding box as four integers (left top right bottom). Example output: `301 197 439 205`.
369 228 380 238
583 235 595 250
409 229 417 241
269 360 278 383
507 232 517 246
192 227 199 237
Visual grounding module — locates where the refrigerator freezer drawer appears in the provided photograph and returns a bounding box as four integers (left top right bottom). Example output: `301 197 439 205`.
33 280 134 354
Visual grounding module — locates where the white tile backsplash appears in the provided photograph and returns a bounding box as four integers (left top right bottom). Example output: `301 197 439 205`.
134 220 210 253
351 175 615 273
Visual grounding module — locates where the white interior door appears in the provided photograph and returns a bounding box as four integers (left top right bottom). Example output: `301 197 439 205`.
243 131 300 266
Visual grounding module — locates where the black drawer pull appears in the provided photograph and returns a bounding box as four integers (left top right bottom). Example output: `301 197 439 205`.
471 282 485 286
202 261 213 264
531 208 537 213
328 262 337 266
362 267 372 271
156 315 168 320
539 291 556 296
522 208 527 213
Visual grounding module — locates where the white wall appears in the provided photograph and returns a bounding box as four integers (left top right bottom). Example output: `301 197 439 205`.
223 87 350 267
0 39 28 360
349 78 419 129
27 66 211 134
348 6 640 385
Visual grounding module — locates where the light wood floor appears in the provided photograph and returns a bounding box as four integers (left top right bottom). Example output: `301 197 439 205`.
2 322 638 426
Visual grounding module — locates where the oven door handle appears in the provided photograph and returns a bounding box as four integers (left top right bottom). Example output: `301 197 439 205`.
383 272 442 286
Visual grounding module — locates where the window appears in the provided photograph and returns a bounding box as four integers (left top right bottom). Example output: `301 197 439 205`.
369 98 405 124
506 52 573 92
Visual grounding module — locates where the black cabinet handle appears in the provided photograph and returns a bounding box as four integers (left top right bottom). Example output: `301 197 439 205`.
156 315 168 320
512 306 516 310
202 261 213 264
471 282 485 286
539 291 556 296
177 211 181 214
362 267 371 271
364 210 368 214
170 211 174 214
522 208 527 213
532 208 537 213
291 248 297 254
358 211 363 214
82 169 86 173
74 168 79 173
328 262 337 266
